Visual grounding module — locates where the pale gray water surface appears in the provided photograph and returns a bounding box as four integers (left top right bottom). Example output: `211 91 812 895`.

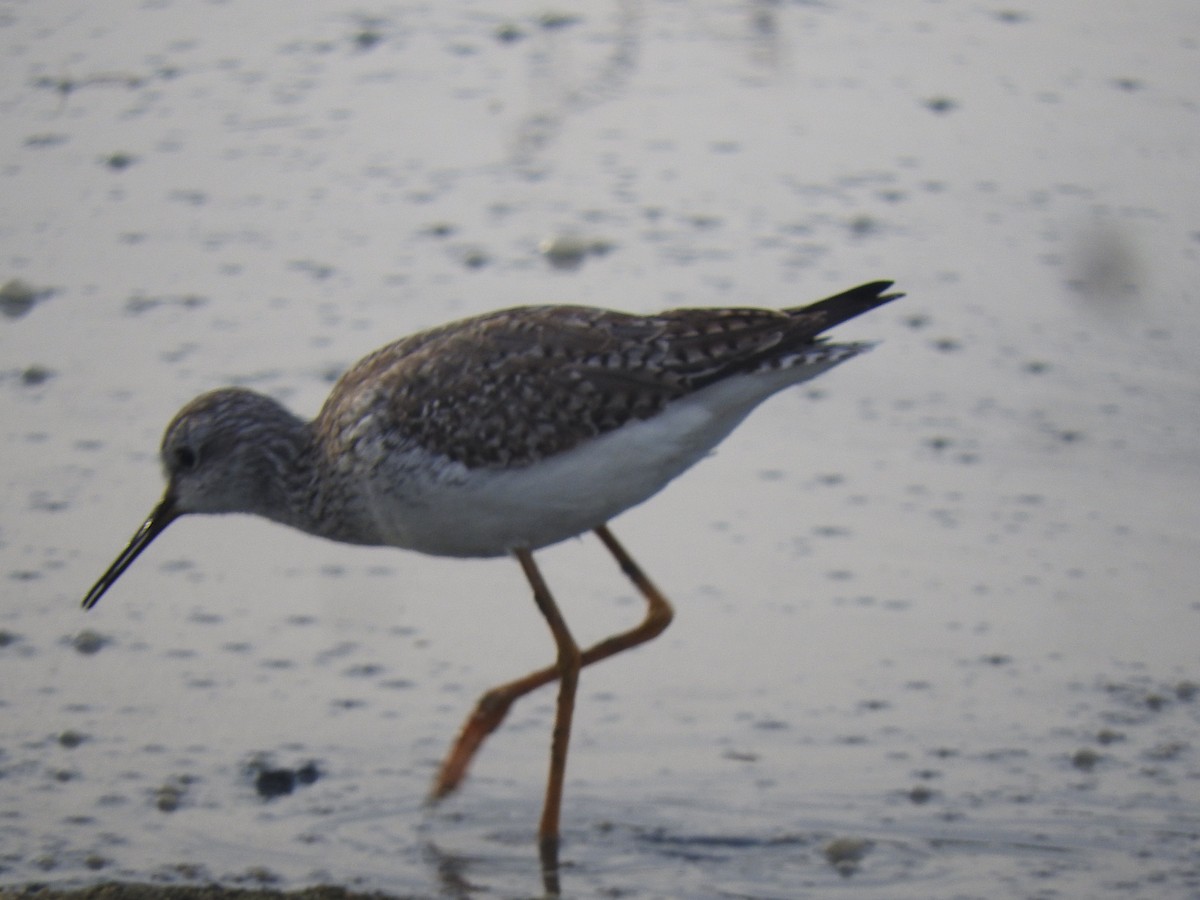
2 2 1198 897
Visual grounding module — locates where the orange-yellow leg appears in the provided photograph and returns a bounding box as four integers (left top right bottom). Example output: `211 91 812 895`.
429 525 674 801
513 547 581 860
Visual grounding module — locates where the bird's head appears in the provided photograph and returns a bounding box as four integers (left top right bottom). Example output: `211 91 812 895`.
81 388 306 610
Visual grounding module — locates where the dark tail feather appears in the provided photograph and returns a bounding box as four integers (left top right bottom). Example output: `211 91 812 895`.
786 281 903 337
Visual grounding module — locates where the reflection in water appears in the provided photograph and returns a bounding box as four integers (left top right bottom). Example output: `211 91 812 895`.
746 0 785 73
513 0 643 172
423 840 487 899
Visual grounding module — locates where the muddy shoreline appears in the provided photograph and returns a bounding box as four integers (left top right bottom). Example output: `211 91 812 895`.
0 885 402 900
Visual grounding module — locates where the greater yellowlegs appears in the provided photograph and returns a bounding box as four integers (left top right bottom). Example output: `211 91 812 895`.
82 280 901 865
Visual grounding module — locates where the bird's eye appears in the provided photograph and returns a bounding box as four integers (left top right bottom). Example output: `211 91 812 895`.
173 445 200 472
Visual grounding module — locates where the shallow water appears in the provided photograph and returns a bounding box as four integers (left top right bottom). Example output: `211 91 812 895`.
2 1 1199 897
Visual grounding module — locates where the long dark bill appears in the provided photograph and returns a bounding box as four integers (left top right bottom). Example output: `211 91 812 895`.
81 495 180 610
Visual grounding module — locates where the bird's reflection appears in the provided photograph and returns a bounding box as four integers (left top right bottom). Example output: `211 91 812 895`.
423 838 565 897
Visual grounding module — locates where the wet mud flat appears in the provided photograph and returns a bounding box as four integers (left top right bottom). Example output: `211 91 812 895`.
3 0 1199 898
0 887 395 900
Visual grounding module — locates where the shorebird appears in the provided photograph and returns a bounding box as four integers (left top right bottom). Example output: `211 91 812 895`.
81 280 900 869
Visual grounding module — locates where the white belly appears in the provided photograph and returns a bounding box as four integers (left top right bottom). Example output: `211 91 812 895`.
366 363 842 558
